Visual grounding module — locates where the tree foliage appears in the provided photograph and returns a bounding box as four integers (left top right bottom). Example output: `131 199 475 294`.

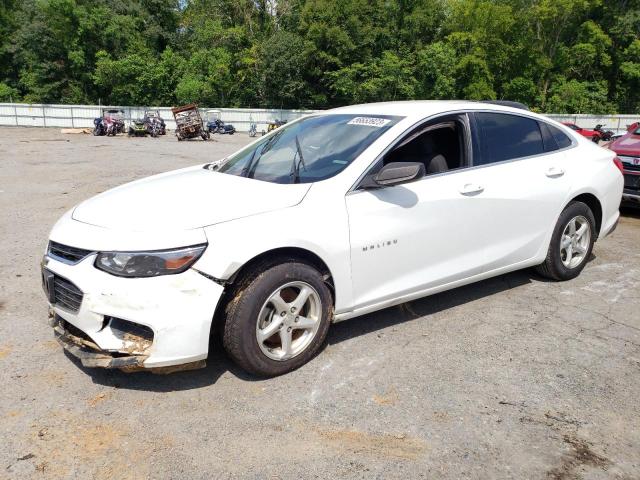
0 0 638 112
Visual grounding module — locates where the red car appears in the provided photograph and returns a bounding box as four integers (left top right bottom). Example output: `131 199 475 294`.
561 122 600 142
608 122 640 204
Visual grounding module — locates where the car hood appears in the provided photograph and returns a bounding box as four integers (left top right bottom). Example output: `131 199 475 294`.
72 165 311 231
610 134 640 156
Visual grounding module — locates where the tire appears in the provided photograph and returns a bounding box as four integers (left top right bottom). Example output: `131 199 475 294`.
222 261 333 377
535 201 596 281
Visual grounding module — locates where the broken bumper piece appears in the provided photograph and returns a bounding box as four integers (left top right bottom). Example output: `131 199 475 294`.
53 316 207 373
53 318 147 370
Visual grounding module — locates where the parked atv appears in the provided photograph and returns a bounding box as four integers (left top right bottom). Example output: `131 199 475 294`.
262 119 287 136
128 118 148 137
594 124 614 142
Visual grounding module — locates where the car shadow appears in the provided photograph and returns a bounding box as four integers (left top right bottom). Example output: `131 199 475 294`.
72 267 551 392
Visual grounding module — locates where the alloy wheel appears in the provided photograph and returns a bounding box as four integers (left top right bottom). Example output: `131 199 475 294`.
255 281 322 361
560 215 591 268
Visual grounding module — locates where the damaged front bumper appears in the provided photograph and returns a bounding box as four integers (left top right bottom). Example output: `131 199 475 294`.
52 314 148 369
43 252 225 371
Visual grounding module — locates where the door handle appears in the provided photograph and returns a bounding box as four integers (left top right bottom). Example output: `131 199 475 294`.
545 166 565 178
459 183 484 195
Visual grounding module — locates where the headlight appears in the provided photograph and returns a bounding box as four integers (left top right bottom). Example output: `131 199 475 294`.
95 244 207 278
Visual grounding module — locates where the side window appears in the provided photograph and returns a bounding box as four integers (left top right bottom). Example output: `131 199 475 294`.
357 114 470 189
548 124 573 149
382 115 469 175
475 113 544 165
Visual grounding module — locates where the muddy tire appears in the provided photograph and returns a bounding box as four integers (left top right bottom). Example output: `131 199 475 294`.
222 260 332 377
535 201 596 281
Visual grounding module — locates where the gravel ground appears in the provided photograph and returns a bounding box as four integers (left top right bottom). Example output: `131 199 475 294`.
0 127 639 479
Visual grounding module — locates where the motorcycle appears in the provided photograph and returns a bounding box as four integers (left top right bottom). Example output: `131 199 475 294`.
103 116 117 136
92 117 106 136
248 115 257 137
209 118 236 135
205 110 236 135
144 110 166 135
594 124 614 142
147 117 162 138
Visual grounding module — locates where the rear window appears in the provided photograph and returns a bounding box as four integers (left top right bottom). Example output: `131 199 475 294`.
475 113 544 164
549 124 573 149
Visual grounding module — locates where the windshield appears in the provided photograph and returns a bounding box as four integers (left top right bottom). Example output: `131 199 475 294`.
217 114 402 183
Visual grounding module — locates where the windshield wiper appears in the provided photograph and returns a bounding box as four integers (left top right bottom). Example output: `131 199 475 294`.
242 129 284 178
290 135 307 184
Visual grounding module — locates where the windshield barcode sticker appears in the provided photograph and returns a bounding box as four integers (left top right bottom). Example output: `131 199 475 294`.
347 117 391 127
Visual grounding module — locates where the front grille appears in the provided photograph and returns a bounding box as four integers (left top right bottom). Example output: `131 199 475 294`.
48 241 93 263
53 275 84 312
619 156 640 172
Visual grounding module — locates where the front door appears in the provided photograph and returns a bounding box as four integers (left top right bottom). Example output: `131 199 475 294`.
345 114 489 310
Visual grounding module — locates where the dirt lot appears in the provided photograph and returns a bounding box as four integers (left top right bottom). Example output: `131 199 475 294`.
0 127 639 479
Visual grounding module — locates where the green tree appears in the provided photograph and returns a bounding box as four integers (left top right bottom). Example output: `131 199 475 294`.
1 0 638 112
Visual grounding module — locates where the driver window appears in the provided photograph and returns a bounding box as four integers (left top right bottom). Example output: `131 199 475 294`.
382 115 468 176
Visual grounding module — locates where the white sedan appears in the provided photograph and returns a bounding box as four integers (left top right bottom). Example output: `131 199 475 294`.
43 101 623 376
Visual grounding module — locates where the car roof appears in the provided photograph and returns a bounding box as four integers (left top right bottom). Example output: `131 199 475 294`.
326 100 539 121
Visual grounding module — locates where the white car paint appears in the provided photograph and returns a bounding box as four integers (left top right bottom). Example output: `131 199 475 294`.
72 165 311 231
44 101 623 369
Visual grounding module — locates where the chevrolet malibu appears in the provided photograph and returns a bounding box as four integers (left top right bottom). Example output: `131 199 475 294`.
43 101 623 377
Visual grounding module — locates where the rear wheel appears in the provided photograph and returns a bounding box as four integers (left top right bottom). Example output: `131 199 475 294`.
222 261 332 377
535 201 596 281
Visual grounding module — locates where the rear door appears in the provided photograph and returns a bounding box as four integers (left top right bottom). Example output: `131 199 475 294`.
467 112 573 271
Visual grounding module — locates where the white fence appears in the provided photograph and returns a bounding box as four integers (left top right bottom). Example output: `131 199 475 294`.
0 103 637 134
545 114 639 135
0 103 319 132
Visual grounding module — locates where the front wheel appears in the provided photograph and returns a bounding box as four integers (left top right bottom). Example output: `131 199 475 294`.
222 261 332 377
535 201 596 281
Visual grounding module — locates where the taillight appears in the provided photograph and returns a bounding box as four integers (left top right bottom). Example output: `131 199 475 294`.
613 157 624 174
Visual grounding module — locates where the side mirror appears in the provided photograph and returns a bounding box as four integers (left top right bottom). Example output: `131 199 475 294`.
627 122 639 133
372 162 425 187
